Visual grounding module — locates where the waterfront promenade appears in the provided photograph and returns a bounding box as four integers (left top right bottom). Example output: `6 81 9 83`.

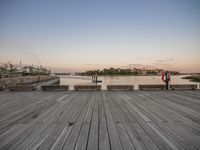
0 90 200 150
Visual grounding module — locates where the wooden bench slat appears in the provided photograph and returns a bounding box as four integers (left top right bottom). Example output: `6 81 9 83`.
41 85 69 91
74 85 101 91
6 85 36 91
107 85 134 90
138 84 166 90
170 84 197 90
0 85 3 91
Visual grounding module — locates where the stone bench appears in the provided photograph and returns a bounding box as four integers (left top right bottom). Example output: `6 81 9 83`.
107 85 134 90
0 85 3 91
170 84 197 90
138 84 166 90
7 85 36 91
74 85 101 91
41 85 69 91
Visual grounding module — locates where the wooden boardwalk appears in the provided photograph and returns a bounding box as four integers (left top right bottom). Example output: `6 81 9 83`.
0 91 200 150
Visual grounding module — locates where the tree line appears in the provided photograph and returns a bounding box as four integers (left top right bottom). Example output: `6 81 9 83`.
77 68 180 76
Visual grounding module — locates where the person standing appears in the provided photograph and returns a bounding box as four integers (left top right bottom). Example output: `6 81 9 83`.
162 71 171 90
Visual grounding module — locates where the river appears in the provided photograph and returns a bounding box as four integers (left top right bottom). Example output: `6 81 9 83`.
60 75 199 90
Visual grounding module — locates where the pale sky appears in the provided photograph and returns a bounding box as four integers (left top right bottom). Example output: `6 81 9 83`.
0 0 200 73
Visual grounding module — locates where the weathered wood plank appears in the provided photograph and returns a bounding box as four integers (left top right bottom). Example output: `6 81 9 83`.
6 85 36 91
0 85 3 91
74 85 101 91
103 92 123 150
128 91 199 150
61 92 92 150
74 122 90 150
130 94 197 150
75 92 96 150
0 92 77 149
37 92 89 150
0 90 200 150
107 85 134 90
25 92 79 150
116 123 136 150
99 122 110 150
87 92 99 150
41 85 69 91
138 84 165 90
117 92 174 150
170 84 197 90
14 93 76 150
98 91 110 150
0 92 64 135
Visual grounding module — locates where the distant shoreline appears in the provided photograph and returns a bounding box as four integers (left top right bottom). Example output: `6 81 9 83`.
75 67 181 76
78 74 162 76
74 74 189 77
74 74 187 77
182 75 200 82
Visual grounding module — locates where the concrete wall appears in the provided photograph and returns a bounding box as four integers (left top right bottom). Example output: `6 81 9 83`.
0 75 57 85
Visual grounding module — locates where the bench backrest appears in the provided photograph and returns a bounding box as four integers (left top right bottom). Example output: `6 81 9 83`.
6 85 36 91
41 85 69 91
170 84 197 90
74 85 101 91
0 85 3 91
138 84 165 90
107 85 134 90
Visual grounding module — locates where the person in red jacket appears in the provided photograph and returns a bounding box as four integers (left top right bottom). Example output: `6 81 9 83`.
162 71 171 90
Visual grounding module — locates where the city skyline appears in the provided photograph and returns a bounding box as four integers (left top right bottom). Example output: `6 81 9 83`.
0 0 200 73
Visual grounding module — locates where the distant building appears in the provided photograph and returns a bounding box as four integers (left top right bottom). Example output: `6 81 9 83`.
20 66 51 76
0 67 6 78
36 67 51 75
0 62 51 78
21 66 36 75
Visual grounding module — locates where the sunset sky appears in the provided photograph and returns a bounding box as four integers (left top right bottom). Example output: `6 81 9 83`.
0 0 200 73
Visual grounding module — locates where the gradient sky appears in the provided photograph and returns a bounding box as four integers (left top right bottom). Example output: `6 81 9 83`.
0 0 200 73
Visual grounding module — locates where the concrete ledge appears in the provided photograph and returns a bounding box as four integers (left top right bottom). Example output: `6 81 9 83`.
7 85 36 91
170 84 197 90
0 76 57 85
0 85 3 91
138 84 165 90
107 85 134 91
74 85 101 91
50 79 60 85
41 85 69 91
37 78 60 90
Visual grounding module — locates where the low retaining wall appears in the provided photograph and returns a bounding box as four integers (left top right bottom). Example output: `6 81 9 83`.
74 85 101 91
170 84 197 90
138 84 166 90
107 85 134 90
41 85 69 91
51 79 60 85
0 76 57 86
38 78 60 88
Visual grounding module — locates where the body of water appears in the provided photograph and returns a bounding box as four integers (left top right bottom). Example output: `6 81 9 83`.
60 75 199 89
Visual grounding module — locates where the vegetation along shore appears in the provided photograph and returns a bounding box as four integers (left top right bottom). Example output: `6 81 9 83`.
77 67 180 76
182 75 200 82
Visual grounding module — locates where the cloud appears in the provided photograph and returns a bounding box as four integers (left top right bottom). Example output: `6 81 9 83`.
123 63 176 71
122 64 156 69
85 64 100 66
156 58 174 63
48 66 82 73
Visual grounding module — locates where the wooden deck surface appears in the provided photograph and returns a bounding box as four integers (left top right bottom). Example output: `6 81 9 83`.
0 90 200 150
